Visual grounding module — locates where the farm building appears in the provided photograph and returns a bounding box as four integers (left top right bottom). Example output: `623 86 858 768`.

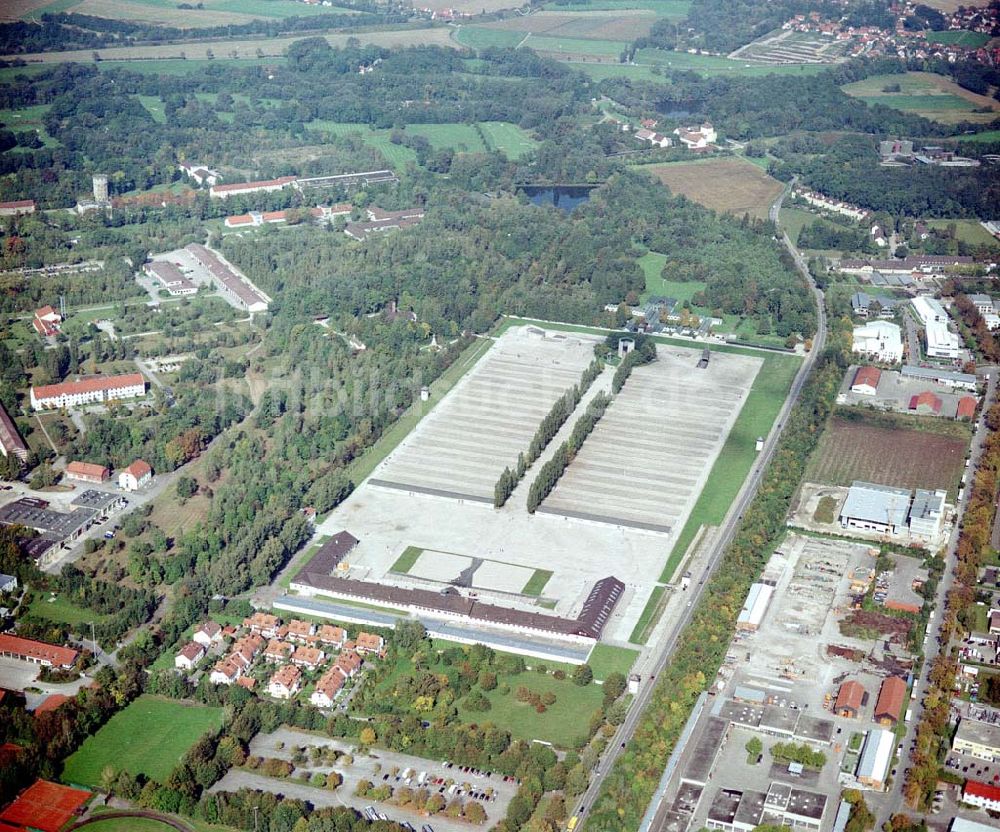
209 175 296 199
736 583 774 631
30 373 146 411
952 717 1000 761
850 366 881 396
65 461 110 484
909 489 947 539
852 322 903 364
834 680 866 718
0 199 35 216
856 728 895 790
32 305 62 337
908 391 942 415
873 676 907 726
839 482 911 535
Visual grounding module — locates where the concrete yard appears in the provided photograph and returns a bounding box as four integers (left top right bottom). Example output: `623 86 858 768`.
839 364 974 420
372 326 598 502
539 346 762 533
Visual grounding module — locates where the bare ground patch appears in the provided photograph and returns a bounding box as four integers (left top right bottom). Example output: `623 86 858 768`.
644 158 783 221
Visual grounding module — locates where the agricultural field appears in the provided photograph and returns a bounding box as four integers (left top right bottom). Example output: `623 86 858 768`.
925 29 991 48
3 27 456 64
842 71 1000 124
469 9 657 41
958 129 1000 142
634 48 831 76
803 415 970 498
62 695 225 787
642 158 784 222
456 23 630 57
543 0 690 17
16 0 357 27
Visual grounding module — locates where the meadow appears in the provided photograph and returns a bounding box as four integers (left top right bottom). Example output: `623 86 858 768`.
0 103 58 147
637 251 706 303
842 71 1000 124
925 30 991 48
62 695 225 787
27 593 109 627
543 0 690 17
21 0 357 27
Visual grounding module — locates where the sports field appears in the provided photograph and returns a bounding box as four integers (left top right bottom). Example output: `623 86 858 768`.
925 30 990 48
62 695 224 787
842 71 1000 124
804 416 970 498
643 158 784 222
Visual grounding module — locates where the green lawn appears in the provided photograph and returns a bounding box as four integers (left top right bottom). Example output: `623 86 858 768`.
587 643 638 680
391 545 424 574
926 219 1000 250
628 584 666 644
862 93 972 111
925 30 990 48
0 103 57 147
527 35 628 57
136 95 167 124
638 251 706 303
307 121 418 167
27 592 110 628
479 121 538 159
406 123 487 153
659 350 801 581
456 671 605 747
521 569 553 596
957 129 1000 142
342 337 494 486
62 695 224 787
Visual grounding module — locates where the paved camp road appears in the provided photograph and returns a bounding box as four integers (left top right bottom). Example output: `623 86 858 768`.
576 181 827 831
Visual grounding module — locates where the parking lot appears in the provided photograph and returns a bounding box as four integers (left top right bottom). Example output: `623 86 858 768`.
210 726 516 832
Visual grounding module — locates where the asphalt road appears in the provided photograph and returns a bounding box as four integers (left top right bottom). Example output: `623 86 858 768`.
574 181 828 831
874 367 998 823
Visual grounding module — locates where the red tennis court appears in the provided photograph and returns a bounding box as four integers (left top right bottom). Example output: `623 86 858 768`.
0 780 91 832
